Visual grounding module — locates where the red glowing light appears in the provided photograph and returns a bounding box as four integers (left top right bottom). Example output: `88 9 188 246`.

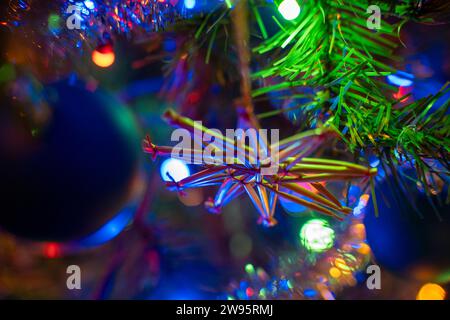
393 86 412 102
187 91 201 104
44 243 61 259
246 287 254 297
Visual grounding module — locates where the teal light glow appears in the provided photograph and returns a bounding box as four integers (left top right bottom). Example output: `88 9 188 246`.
84 0 95 10
184 0 196 10
278 0 301 21
300 219 335 252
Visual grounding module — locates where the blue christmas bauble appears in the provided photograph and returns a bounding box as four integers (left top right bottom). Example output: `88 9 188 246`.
364 172 450 281
0 82 141 241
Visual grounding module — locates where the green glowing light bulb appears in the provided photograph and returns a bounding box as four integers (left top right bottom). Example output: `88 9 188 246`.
300 219 335 253
245 263 256 276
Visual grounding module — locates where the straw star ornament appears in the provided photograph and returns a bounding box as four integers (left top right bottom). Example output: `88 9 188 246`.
144 109 377 227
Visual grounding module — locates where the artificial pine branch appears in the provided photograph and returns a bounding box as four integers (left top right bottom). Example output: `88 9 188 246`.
252 0 449 186
161 0 449 189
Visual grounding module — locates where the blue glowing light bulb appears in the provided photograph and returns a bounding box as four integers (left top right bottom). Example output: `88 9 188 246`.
386 71 414 87
160 158 190 182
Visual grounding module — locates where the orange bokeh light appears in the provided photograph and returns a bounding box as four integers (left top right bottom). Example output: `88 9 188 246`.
92 46 115 68
416 283 446 300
